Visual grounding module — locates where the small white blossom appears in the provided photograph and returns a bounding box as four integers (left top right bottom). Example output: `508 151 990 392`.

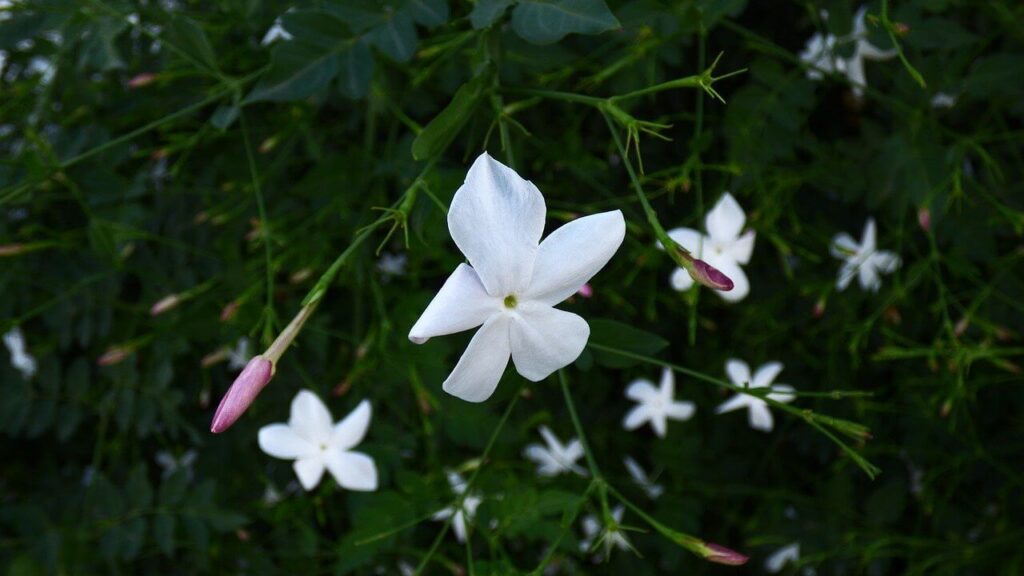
580 505 629 559
155 449 198 481
3 327 37 380
524 426 586 477
831 218 901 292
227 337 251 371
765 542 801 573
931 92 957 109
261 17 293 46
377 252 407 276
664 192 756 302
715 359 795 432
622 368 695 437
799 32 844 80
800 6 896 97
432 471 482 543
258 390 378 492
622 456 663 499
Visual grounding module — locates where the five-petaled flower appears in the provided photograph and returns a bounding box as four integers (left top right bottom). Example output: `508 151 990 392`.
799 6 896 98
831 218 901 292
409 152 625 402
623 367 695 438
580 505 630 559
664 192 756 302
257 390 378 492
715 359 795 432
523 425 587 477
432 471 482 543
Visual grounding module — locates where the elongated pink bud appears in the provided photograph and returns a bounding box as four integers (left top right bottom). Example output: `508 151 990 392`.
210 356 274 433
577 283 593 298
220 300 240 322
150 294 181 316
917 207 931 232
704 543 748 566
128 72 157 89
0 244 28 257
692 259 734 291
97 346 132 366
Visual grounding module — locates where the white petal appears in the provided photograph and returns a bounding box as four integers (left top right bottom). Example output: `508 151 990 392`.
665 401 695 421
859 40 897 61
452 511 468 543
442 315 512 402
765 543 800 573
831 232 859 259
724 229 756 265
665 227 705 257
447 153 545 297
658 368 675 398
860 218 877 252
725 359 751 386
623 405 651 431
509 303 589 382
871 250 901 273
844 55 867 97
836 261 857 291
710 258 750 303
858 261 880 291
625 379 658 402
538 425 563 452
325 450 378 491
331 399 371 450
623 457 646 482
524 444 559 472
670 267 695 291
748 402 775 432
293 457 326 491
650 413 667 438
289 390 334 445
768 383 796 404
258 424 317 459
432 507 454 521
705 192 746 243
524 210 625 306
752 362 784 389
715 394 749 414
562 438 585 468
409 264 501 344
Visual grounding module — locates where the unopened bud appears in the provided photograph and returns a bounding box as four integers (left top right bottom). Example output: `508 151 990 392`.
954 317 969 337
894 22 910 36
220 300 240 322
97 346 132 366
201 348 229 367
259 136 278 154
691 259 734 292
127 72 157 89
704 543 749 566
577 283 593 298
917 207 931 232
0 244 29 257
210 356 275 433
813 298 826 318
290 268 313 284
149 294 181 316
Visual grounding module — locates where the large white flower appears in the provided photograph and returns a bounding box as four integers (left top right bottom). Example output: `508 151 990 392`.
715 359 795 432
3 327 37 380
622 368 695 438
523 425 587 477
409 153 625 402
765 542 801 573
664 192 755 302
623 456 664 499
257 390 378 492
432 471 482 543
831 218 901 292
580 505 630 558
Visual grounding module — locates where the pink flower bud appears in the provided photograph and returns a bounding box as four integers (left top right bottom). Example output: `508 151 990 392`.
577 283 593 298
813 298 826 318
704 543 749 566
691 259 734 292
127 72 157 89
210 356 274 433
97 346 132 366
0 244 28 257
220 300 240 322
149 294 181 316
917 207 931 232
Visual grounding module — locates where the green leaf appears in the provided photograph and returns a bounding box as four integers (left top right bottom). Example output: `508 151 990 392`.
126 465 153 509
587 318 668 368
247 40 341 103
411 74 488 160
511 0 620 45
337 40 374 99
368 11 417 62
153 513 175 557
209 104 239 131
406 0 450 27
167 16 220 74
159 469 188 507
471 0 516 28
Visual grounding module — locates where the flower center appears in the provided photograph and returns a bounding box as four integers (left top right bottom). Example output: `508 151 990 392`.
503 295 518 309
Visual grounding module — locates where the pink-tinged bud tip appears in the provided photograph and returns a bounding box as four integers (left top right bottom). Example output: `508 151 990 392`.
150 294 181 316
692 259 734 291
704 543 749 566
0 244 28 257
97 347 132 366
127 72 157 89
917 207 931 232
210 356 274 433
220 300 240 322
577 283 593 298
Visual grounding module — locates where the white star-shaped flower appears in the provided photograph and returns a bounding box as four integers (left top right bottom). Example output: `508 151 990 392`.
623 456 664 499
844 6 897 97
715 359 795 432
3 327 37 380
831 218 901 292
258 390 378 492
409 153 625 402
155 449 198 481
227 337 251 370
799 32 844 80
580 505 630 558
799 7 896 97
524 425 587 477
622 368 695 438
765 542 801 573
664 192 755 302
432 471 482 543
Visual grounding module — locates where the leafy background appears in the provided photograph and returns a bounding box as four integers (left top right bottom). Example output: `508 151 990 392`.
1 0 1023 574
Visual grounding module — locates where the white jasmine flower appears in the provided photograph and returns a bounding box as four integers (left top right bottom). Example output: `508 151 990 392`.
409 153 625 402
622 367 695 437
931 92 957 109
524 426 586 477
799 32 844 80
432 471 482 543
664 192 755 302
843 6 897 97
765 542 801 573
831 218 901 292
580 505 630 558
227 337 251 371
258 390 378 492
623 456 663 499
261 17 293 46
3 327 37 380
155 449 198 481
377 252 407 276
715 359 795 432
